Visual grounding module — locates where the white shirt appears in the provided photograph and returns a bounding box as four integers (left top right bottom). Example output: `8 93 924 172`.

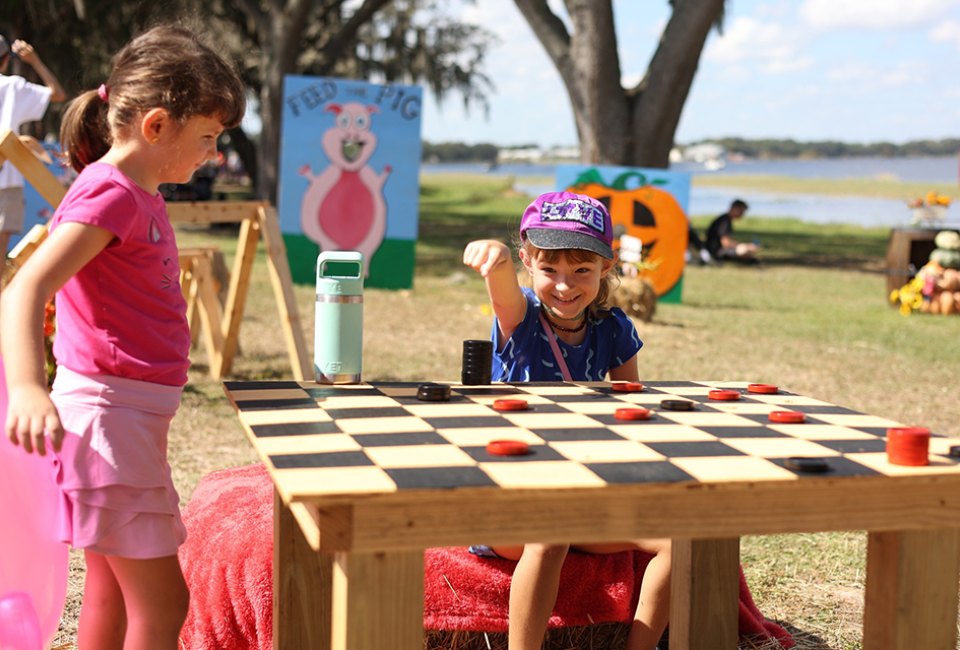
0 74 52 189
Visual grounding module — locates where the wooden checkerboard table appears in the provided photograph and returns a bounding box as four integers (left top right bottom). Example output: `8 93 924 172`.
223 379 960 650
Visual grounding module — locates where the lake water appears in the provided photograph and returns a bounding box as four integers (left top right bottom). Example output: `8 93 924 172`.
422 156 960 229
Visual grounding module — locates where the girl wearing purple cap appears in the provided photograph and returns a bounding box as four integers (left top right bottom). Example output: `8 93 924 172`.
463 190 670 650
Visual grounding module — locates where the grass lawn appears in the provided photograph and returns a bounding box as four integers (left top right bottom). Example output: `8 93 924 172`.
51 173 959 650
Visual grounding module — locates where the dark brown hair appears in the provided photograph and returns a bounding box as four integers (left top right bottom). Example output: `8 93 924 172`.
60 25 246 172
520 241 618 317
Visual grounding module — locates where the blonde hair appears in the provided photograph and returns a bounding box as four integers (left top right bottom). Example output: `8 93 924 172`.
60 25 246 172
519 240 618 318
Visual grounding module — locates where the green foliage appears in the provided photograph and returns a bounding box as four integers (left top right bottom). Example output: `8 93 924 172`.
422 141 499 163
692 136 960 159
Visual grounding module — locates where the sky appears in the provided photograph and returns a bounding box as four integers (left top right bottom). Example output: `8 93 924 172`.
419 0 960 148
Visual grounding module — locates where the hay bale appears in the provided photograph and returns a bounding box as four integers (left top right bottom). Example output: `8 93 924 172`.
425 622 631 649
610 276 657 323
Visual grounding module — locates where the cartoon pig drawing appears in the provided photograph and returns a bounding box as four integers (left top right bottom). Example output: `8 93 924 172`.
299 102 391 277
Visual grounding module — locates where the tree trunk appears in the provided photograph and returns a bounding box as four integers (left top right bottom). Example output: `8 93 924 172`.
628 0 724 167
514 0 724 168
255 0 313 204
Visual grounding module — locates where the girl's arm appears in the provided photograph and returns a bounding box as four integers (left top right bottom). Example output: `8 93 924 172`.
1 222 114 455
608 353 640 382
462 239 526 340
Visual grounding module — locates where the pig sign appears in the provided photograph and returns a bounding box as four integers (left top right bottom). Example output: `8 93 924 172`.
279 76 423 289
299 102 391 277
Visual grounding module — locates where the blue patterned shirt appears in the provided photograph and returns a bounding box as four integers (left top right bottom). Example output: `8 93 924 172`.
491 288 643 382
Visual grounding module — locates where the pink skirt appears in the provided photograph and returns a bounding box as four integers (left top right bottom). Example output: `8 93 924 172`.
51 366 186 559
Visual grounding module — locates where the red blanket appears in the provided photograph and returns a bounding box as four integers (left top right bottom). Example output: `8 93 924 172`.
179 464 794 649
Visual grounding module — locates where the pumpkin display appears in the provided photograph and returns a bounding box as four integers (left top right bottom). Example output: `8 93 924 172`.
566 169 688 298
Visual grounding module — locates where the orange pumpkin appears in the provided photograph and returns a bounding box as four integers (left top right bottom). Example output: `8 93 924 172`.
567 170 688 297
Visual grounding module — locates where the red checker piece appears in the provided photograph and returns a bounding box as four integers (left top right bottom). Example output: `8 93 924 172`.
615 407 652 421
886 426 930 467
612 381 644 393
748 383 779 394
768 410 806 424
492 398 529 412
708 389 741 401
486 439 531 456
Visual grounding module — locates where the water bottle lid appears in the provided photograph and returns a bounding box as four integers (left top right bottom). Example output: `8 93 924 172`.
316 251 364 295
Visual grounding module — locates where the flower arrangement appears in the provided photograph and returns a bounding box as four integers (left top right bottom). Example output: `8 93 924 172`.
907 191 951 226
43 300 56 386
889 276 925 316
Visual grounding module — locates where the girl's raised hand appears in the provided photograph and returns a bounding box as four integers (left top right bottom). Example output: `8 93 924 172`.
5 384 64 456
463 239 510 277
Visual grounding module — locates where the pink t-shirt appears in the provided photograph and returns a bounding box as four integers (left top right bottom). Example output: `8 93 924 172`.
51 163 190 386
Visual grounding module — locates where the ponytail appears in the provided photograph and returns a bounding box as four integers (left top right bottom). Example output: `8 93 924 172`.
59 90 110 173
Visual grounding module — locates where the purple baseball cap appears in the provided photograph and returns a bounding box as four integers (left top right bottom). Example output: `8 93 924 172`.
520 191 614 259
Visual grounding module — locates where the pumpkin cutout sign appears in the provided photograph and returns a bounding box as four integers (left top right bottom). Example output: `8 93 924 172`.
561 167 690 300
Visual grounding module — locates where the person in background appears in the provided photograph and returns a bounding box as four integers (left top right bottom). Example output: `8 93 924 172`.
705 198 758 264
0 35 66 257
686 222 712 265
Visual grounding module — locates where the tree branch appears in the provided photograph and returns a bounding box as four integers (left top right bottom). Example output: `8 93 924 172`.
318 0 393 70
512 0 571 73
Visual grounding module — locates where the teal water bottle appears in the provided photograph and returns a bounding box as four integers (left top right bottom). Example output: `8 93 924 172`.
314 251 364 384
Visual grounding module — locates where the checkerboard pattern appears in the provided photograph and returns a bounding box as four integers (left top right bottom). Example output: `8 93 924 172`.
223 380 960 499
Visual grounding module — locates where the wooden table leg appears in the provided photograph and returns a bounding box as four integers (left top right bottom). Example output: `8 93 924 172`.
863 528 960 650
669 537 740 650
274 491 333 650
331 549 424 650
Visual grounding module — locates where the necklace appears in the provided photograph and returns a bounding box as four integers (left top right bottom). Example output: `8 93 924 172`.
541 307 587 333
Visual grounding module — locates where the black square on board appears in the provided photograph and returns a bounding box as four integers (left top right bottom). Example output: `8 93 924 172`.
699 426 787 439
270 450 372 469
644 441 746 458
351 431 449 447
531 428 626 442
770 456 881 478
250 421 341 437
324 406 410 419
422 416 513 429
386 466 498 489
464 445 568 462
235 398 318 411
814 439 888 454
586 461 695 484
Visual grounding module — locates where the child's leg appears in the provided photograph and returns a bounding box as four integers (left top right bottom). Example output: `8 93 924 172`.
492 543 570 650
105 554 189 650
77 550 126 650
574 539 672 650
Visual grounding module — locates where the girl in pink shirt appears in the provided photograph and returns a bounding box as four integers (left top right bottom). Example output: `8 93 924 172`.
1 26 245 649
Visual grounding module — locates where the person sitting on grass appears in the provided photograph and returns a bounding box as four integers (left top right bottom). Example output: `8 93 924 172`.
706 198 759 264
462 190 671 650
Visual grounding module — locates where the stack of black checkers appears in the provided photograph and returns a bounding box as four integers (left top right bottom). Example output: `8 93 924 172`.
461 339 493 385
